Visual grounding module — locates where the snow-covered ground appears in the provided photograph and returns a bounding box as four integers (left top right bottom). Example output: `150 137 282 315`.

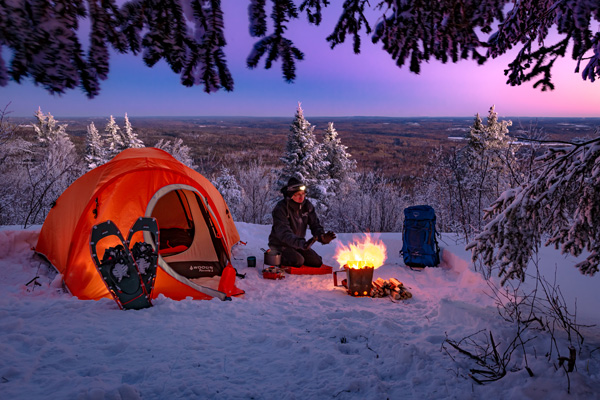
1 223 599 400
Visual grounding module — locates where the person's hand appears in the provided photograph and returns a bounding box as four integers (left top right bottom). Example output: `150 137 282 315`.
319 231 336 245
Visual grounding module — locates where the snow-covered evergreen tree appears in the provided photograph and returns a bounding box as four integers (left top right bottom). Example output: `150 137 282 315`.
464 106 516 177
84 122 106 170
105 115 124 159
322 121 357 193
33 108 70 147
316 121 358 223
279 103 329 203
102 114 144 160
154 138 196 169
122 113 144 149
213 166 242 220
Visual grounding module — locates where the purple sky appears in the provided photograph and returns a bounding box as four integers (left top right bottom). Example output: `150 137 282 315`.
2 4 599 118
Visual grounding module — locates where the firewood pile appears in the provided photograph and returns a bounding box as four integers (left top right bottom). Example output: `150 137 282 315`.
371 278 412 300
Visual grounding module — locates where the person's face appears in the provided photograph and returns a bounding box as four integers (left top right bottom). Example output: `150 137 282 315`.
291 190 306 203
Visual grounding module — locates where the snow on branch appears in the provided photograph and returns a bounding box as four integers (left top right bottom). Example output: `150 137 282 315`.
467 133 600 284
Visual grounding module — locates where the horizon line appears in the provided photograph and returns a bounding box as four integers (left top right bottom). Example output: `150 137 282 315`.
9 114 600 120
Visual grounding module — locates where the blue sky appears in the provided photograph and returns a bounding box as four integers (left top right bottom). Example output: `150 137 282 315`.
2 3 599 118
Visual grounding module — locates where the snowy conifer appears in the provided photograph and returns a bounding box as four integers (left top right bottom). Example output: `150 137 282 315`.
154 138 196 169
279 103 329 202
84 122 106 170
465 113 486 153
466 106 514 159
463 105 519 196
213 166 242 220
322 121 357 193
105 115 124 159
122 114 144 149
33 108 70 147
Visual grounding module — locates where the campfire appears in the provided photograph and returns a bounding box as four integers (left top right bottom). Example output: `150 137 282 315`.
334 235 387 296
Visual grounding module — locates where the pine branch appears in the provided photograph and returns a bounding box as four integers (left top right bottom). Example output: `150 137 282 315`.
249 0 268 37
299 0 330 25
326 0 371 53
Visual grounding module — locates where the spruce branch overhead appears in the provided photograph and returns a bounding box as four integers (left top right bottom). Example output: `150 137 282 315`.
467 132 600 284
1 0 599 97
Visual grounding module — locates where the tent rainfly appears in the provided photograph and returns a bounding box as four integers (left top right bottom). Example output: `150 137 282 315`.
35 147 244 302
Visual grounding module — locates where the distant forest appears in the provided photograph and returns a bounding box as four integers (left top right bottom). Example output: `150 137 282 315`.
11 115 599 188
4 110 599 258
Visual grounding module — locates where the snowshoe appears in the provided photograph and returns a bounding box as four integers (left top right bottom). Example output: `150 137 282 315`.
90 220 152 310
127 217 159 299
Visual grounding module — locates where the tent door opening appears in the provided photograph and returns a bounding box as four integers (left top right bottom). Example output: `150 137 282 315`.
146 187 228 279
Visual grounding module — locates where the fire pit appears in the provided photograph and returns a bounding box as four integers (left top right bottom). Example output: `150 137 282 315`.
333 235 387 297
334 264 374 296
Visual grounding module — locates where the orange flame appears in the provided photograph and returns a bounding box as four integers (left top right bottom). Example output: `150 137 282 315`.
334 235 387 269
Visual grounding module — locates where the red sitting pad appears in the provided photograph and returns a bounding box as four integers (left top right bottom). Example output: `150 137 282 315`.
283 264 333 275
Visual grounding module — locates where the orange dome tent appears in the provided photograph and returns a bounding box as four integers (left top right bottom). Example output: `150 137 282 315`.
35 147 243 302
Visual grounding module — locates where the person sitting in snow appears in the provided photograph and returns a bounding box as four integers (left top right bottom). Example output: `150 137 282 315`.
268 177 336 268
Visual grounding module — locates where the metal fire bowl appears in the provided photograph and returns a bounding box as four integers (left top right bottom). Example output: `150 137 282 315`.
346 265 374 296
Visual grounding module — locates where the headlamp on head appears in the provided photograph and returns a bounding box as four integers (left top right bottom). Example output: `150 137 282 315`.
288 183 306 193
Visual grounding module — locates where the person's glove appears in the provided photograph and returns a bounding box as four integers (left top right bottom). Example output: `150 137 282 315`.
319 231 336 245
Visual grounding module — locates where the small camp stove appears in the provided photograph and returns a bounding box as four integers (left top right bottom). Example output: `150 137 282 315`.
333 264 374 297
262 266 285 280
262 249 285 280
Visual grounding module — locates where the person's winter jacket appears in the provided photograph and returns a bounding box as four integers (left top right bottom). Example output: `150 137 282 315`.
268 197 325 251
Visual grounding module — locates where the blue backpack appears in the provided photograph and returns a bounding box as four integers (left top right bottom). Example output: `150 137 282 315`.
400 205 441 269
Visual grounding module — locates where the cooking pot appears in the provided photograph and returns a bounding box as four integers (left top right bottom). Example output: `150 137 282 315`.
264 249 282 267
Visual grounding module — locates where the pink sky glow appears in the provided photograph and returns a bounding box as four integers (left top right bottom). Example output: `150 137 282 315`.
1 4 599 118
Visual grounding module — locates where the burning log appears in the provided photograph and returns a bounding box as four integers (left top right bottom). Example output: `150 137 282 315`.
334 235 388 297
